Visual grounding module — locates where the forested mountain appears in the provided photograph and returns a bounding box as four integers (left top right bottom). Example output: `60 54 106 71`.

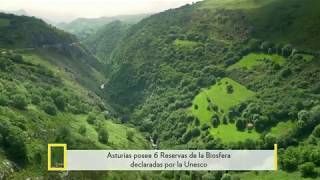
84 21 130 65
88 0 319 179
0 13 108 93
57 14 149 40
1 0 320 179
0 13 151 179
0 13 75 48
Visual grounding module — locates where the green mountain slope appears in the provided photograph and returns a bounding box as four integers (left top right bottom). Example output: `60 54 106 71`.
1 0 320 179
0 13 151 179
200 0 320 50
84 21 130 65
0 12 107 93
0 13 75 48
91 0 320 179
247 0 320 50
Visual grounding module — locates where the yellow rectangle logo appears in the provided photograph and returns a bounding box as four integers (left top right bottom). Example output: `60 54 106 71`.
48 144 67 171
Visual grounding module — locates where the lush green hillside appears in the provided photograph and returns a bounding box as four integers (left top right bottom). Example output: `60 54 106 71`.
0 12 109 93
84 21 130 65
246 0 320 50
1 0 320 179
95 0 320 179
0 14 151 179
0 49 151 179
0 13 75 48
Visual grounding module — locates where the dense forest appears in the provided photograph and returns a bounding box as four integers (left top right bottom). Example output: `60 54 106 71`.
89 0 320 179
0 0 320 179
0 12 151 179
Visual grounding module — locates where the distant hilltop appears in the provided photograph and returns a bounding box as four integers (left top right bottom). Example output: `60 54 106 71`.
0 9 28 16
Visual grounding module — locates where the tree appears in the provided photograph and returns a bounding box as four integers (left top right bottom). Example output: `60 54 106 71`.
194 118 200 126
212 104 219 112
191 128 200 137
222 115 228 124
42 102 57 115
226 85 234 94
312 125 320 137
0 94 9 106
260 41 273 53
56 127 76 147
31 94 41 105
264 134 276 148
140 118 153 132
282 158 298 172
228 108 239 119
310 105 320 124
87 112 96 124
309 149 320 165
281 44 293 57
298 110 310 121
0 124 27 165
49 89 62 99
181 131 193 144
59 126 71 139
281 148 299 171
78 125 87 135
212 116 220 128
12 94 28 110
300 162 316 177
126 129 134 141
235 119 246 131
54 95 66 111
98 129 109 144
201 123 210 130
6 128 27 165
280 68 292 78
244 139 256 149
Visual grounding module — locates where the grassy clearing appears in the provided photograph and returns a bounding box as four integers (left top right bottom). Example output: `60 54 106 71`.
173 39 199 47
206 78 255 111
210 124 260 142
228 53 286 70
0 18 10 27
192 77 255 122
269 120 297 138
191 77 257 142
71 114 149 150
